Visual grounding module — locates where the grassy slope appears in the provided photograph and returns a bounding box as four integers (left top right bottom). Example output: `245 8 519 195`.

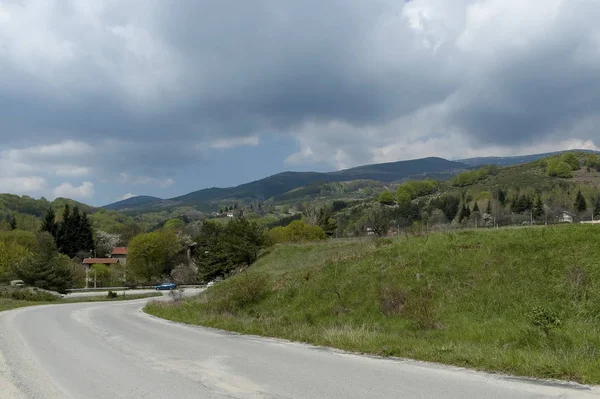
147 225 600 384
0 292 161 312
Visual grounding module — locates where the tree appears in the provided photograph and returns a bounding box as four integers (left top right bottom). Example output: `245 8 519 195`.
533 195 545 219
95 230 122 258
485 200 492 214
90 264 111 287
223 218 267 266
497 189 506 205
53 205 94 258
164 218 185 230
459 203 470 222
378 191 396 205
547 160 574 178
472 202 480 213
561 152 580 171
594 195 600 218
575 190 587 213
40 207 58 237
302 203 337 236
194 219 268 282
0 240 30 283
128 230 182 282
362 206 392 237
268 220 326 243
8 214 17 230
396 187 412 204
16 233 73 294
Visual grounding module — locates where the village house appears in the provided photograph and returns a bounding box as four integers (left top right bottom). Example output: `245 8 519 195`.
111 247 128 265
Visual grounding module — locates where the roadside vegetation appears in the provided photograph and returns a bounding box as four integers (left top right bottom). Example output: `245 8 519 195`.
147 224 600 384
0 288 161 312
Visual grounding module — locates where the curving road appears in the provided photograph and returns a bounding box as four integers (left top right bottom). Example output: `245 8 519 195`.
0 291 598 399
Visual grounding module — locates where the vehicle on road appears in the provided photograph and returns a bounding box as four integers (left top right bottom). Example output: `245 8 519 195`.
154 283 177 290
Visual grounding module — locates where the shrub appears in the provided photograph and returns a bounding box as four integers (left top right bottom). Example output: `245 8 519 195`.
268 220 326 244
208 272 271 313
2 288 59 302
380 283 440 330
106 290 118 299
169 288 185 302
528 304 562 336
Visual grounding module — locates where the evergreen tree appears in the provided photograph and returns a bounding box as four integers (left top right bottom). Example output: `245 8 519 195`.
485 200 492 214
575 190 587 213
40 208 58 236
16 233 73 294
533 195 545 219
463 203 471 219
497 189 506 205
54 205 94 258
472 202 480 213
594 196 600 218
78 213 94 254
8 214 17 230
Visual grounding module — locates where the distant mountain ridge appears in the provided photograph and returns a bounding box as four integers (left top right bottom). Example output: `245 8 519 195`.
103 195 163 211
104 150 600 212
103 157 466 211
457 149 600 167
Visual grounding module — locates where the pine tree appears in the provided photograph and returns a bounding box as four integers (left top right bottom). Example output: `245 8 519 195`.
533 195 544 219
40 208 58 236
463 203 471 219
8 214 17 230
472 202 480 213
78 213 94 255
486 200 492 214
575 190 587 213
497 189 506 205
594 196 600 218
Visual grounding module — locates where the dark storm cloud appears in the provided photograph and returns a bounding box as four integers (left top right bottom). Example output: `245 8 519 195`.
1 0 600 202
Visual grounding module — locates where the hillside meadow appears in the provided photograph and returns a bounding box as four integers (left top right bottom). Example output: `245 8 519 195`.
147 224 600 384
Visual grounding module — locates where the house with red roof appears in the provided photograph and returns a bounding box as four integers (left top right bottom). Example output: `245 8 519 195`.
111 247 128 265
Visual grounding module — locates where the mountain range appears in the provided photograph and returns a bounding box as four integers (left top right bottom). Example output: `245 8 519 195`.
104 149 600 213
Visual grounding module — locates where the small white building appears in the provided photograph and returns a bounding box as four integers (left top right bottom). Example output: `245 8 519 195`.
226 211 234 218
559 211 574 223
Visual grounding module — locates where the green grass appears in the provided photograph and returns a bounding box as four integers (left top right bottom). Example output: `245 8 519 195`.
146 224 600 384
0 292 161 312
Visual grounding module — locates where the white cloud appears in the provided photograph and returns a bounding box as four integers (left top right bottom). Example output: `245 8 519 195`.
209 136 260 149
118 173 174 188
0 177 47 194
117 192 136 201
55 166 90 177
3 140 93 161
53 181 95 199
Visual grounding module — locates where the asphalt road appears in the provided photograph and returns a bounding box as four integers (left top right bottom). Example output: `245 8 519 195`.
0 291 598 399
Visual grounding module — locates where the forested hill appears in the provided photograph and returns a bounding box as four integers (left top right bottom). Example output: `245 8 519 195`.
104 157 466 211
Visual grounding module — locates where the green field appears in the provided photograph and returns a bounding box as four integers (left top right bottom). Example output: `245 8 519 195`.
0 292 162 312
146 224 600 384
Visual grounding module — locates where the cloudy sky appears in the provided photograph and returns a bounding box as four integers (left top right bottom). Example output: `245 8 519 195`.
1 0 600 206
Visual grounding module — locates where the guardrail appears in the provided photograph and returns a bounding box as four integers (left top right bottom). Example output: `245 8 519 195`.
66 284 205 293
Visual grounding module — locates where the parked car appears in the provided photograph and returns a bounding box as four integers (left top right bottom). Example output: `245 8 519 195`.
154 282 177 290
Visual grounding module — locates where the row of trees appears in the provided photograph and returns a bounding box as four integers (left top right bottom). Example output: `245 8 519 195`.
41 205 94 259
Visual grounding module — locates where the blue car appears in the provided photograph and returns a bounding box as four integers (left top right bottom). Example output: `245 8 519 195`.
154 282 177 290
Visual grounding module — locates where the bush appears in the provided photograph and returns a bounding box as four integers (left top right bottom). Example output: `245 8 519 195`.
379 283 440 330
268 220 326 244
106 290 118 299
547 159 574 178
528 304 562 336
169 288 185 302
208 272 271 313
1 288 59 302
